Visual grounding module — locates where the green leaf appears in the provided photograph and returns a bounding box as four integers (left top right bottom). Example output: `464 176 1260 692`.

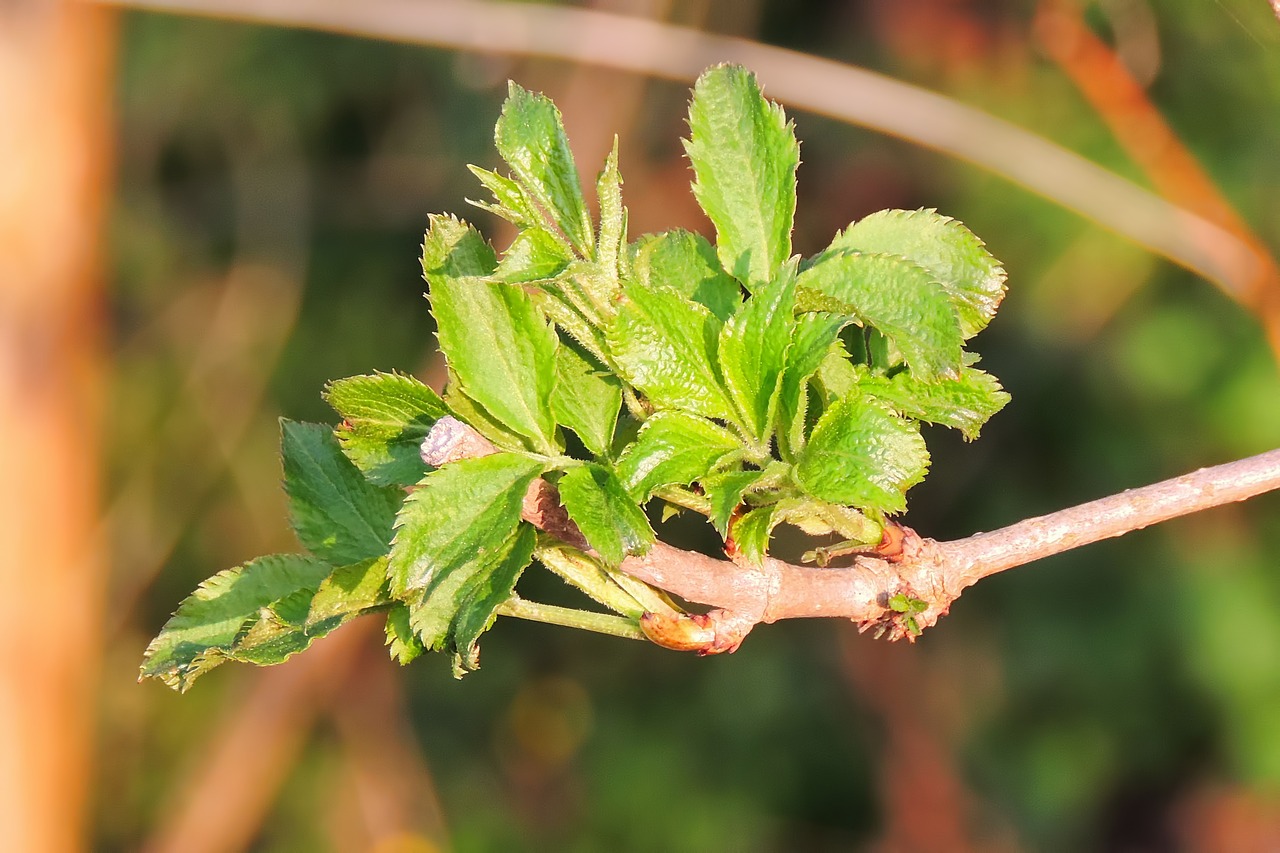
407 521 533 655
608 281 736 422
778 313 847 457
324 372 448 487
466 164 542 230
531 285 611 365
888 593 928 615
305 556 391 636
420 212 497 278
494 226 573 284
702 468 766 537
824 209 1006 339
218 609 313 667
141 554 333 691
532 263 609 330
452 523 537 675
718 261 797 442
443 370 531 452
630 230 741 321
424 216 560 453
813 343 860 401
385 603 426 665
551 340 622 457
795 397 929 512
856 366 1010 440
731 504 779 565
797 252 963 381
268 587 314 627
615 411 742 499
389 452 544 598
495 82 594 256
685 64 798 290
557 463 655 567
281 420 400 564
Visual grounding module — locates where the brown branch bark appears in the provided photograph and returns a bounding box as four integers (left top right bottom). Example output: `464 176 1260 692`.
424 417 1280 651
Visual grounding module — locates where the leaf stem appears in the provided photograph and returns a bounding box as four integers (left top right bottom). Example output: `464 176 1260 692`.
497 597 648 640
621 387 649 423
652 484 713 516
533 542 648 619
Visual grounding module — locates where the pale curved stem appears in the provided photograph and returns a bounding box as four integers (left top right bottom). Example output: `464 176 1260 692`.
86 0 1269 312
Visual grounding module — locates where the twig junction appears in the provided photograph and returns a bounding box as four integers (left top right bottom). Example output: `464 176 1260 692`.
423 416 1280 654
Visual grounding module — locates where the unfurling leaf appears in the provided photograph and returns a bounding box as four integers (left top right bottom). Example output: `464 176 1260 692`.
466 165 542 230
888 593 928 615
281 420 400 565
389 453 544 598
795 397 929 513
686 64 799 290
825 209 1006 339
595 138 627 290
797 252 963 381
324 372 447 487
424 215 560 454
494 82 594 255
558 463 655 567
615 411 742 499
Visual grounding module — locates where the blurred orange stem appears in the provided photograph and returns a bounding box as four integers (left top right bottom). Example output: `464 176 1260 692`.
0 2 115 850
1035 0 1280 356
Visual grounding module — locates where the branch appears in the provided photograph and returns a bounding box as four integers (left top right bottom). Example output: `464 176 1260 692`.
423 417 1280 652
929 450 1280 584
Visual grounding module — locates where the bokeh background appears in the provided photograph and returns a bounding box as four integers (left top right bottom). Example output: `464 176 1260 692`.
5 0 1280 850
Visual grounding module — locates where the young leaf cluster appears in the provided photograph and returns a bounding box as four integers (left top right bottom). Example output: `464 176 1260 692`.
142 64 1009 689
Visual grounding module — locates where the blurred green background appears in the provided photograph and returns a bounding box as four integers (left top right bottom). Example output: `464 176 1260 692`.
85 0 1280 850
